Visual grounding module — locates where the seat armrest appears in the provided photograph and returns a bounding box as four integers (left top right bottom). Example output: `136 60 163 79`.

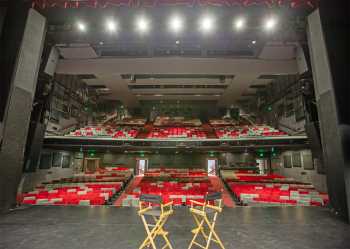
206 204 222 213
138 206 152 215
190 200 205 207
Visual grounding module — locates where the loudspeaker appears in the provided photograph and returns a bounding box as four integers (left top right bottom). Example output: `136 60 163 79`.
44 47 59 76
296 44 308 74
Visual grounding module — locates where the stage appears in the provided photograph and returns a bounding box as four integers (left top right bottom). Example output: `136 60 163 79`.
1 206 349 249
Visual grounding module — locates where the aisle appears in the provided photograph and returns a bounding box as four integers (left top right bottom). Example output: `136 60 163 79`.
209 176 236 207
113 176 143 206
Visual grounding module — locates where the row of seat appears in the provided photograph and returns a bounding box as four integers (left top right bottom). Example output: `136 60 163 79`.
68 126 139 138
66 124 289 140
215 125 287 139
147 127 207 139
228 183 329 206
120 168 216 207
122 181 215 207
144 168 208 178
20 167 132 206
21 182 123 206
222 170 329 207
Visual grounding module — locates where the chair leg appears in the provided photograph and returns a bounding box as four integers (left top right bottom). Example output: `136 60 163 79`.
203 216 225 249
139 216 157 249
140 215 174 249
161 233 173 249
188 217 205 249
192 213 208 241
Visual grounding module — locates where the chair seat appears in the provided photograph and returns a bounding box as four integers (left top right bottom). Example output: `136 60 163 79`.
143 207 161 217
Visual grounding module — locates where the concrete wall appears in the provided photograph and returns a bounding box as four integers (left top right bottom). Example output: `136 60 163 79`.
98 152 209 169
20 150 74 192
275 149 328 193
223 152 256 167
21 167 74 193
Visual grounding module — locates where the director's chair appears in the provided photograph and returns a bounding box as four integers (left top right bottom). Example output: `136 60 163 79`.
138 194 174 249
188 192 225 249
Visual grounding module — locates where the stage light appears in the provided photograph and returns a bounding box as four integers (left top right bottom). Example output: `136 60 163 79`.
169 15 184 33
234 17 246 31
199 15 215 33
76 21 87 32
105 19 117 33
252 40 257 44
264 16 278 31
136 16 150 33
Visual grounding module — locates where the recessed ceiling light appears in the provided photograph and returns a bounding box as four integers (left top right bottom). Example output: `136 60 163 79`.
105 19 118 33
169 15 184 33
234 17 246 31
136 16 150 33
76 21 87 32
199 15 215 33
264 16 278 32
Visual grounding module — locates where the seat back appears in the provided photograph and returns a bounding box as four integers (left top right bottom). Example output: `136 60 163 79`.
205 192 223 211
140 194 163 205
205 192 222 201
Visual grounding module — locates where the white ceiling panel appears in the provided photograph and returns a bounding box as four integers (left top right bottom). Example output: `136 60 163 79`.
259 44 296 60
58 46 98 59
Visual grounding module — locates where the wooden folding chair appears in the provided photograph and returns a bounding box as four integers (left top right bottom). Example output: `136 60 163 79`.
138 194 174 249
188 192 226 249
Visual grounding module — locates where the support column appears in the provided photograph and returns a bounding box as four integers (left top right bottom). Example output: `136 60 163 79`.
307 4 350 221
0 7 46 212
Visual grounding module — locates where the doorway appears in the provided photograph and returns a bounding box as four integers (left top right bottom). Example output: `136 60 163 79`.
207 158 217 176
136 158 148 176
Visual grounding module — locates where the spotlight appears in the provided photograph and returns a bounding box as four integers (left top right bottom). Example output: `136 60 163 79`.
252 40 257 44
234 17 246 31
264 16 278 31
169 15 184 33
76 21 87 32
199 15 215 33
136 16 150 33
105 19 117 33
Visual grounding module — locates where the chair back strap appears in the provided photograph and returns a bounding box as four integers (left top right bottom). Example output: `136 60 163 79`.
140 194 163 204
205 192 222 201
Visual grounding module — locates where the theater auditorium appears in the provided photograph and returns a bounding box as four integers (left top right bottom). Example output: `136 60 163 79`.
0 1 349 249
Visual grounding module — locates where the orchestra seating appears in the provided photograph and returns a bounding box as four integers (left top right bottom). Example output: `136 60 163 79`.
221 170 329 207
147 127 207 139
214 125 287 138
20 167 132 206
118 168 216 207
68 126 139 138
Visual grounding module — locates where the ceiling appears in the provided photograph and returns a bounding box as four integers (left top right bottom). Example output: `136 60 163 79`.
56 41 300 107
48 6 308 108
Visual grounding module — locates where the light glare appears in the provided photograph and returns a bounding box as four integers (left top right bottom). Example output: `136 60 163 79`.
136 17 150 33
264 17 278 31
234 17 246 30
169 15 184 33
76 21 87 32
106 19 117 32
200 15 215 33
